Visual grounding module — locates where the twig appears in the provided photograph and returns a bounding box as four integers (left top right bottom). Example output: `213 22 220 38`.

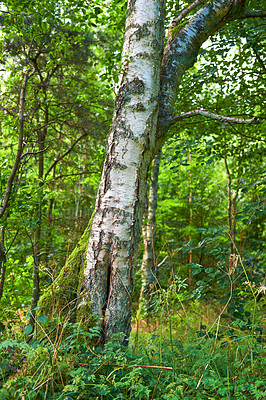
20 146 49 159
196 363 209 389
151 370 163 400
76 362 173 370
157 255 168 268
6 230 19 254
241 10 266 19
169 0 204 29
44 132 89 180
164 109 259 128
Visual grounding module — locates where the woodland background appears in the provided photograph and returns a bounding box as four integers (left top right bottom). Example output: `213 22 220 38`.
0 0 265 399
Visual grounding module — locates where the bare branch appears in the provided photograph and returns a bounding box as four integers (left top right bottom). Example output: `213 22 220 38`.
0 104 15 117
164 109 259 127
169 0 204 28
44 132 89 181
241 10 266 19
44 172 97 184
0 67 34 218
20 145 49 159
228 121 266 142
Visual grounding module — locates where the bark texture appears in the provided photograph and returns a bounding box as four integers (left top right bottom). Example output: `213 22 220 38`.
80 0 261 342
81 0 166 342
37 216 94 324
158 0 247 127
37 0 265 343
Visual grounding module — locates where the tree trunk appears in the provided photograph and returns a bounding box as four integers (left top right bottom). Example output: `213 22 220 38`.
224 158 239 254
79 0 258 342
80 0 166 343
37 0 264 342
188 150 193 286
139 149 161 313
0 69 34 302
0 226 6 301
28 103 48 332
37 216 95 323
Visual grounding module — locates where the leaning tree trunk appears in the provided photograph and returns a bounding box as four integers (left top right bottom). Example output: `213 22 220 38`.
37 0 265 342
139 149 161 312
81 0 249 342
80 0 166 342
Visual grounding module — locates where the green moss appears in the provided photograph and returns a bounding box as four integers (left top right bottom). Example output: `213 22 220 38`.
169 19 189 41
76 290 98 332
37 213 94 323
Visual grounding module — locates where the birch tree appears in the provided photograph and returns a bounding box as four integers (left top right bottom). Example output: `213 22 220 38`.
38 0 265 343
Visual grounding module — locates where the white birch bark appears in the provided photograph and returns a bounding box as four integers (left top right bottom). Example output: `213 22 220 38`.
81 0 166 341
158 0 250 126
75 0 265 342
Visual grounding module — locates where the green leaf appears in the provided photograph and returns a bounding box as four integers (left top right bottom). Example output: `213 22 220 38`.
196 228 207 234
24 324 33 335
37 314 49 324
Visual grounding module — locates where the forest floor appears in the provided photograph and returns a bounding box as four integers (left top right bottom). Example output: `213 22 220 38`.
0 299 265 399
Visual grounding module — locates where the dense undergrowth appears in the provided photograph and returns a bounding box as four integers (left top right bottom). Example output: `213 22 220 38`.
0 279 265 400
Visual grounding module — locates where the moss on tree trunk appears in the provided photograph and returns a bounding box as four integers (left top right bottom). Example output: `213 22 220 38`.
37 215 96 330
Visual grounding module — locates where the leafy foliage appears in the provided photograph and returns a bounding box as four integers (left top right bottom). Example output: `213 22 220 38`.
0 0 265 398
0 276 265 400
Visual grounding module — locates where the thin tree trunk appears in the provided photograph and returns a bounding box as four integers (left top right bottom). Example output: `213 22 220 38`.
139 149 161 312
44 162 55 272
0 69 33 217
188 150 193 286
224 158 239 254
28 105 47 331
0 68 34 302
231 187 239 249
0 226 6 301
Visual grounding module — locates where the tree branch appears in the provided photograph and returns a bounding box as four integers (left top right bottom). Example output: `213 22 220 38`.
44 132 89 181
252 46 266 73
20 146 50 159
169 0 204 28
0 104 15 116
241 10 266 19
157 0 265 135
45 172 96 184
0 67 34 218
164 109 259 127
